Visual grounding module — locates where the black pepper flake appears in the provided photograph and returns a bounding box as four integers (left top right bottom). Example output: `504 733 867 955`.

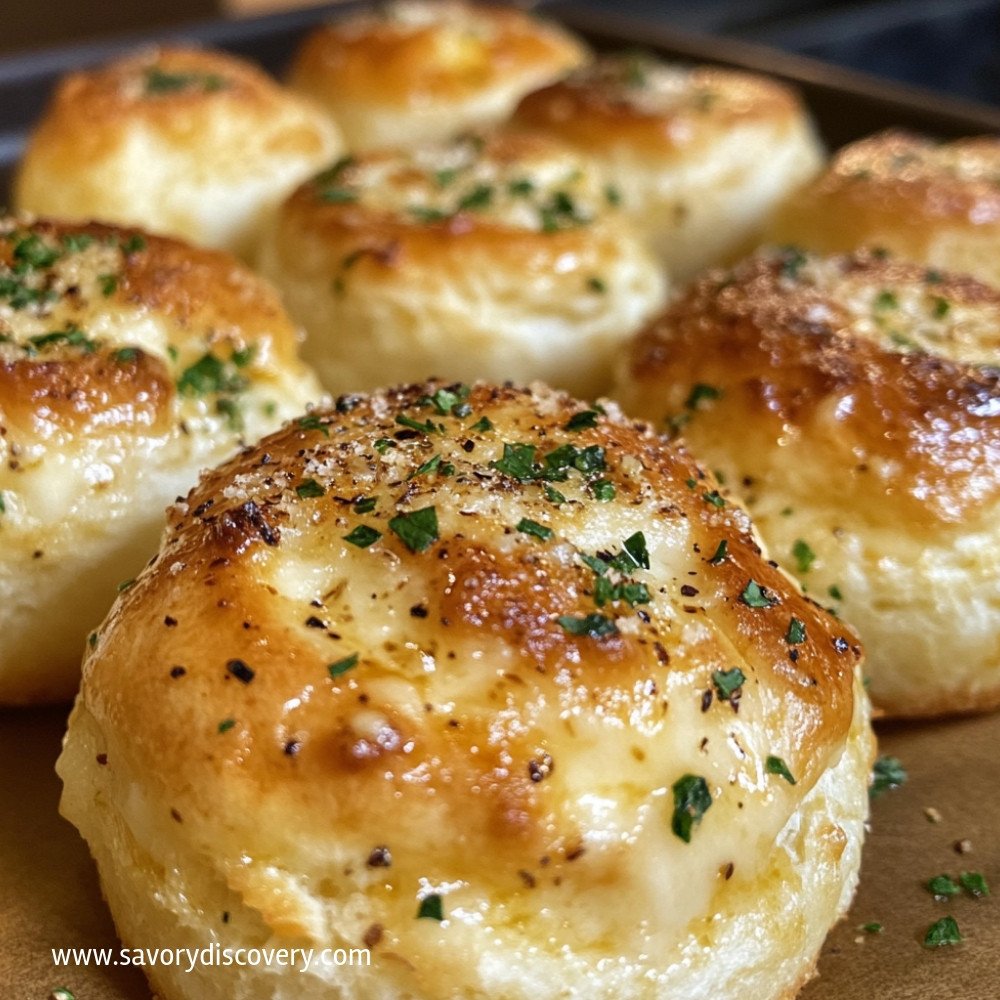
363 923 383 948
565 844 586 862
305 616 326 629
367 845 392 868
170 808 183 823
462 439 475 452
96 753 108 766
169 665 186 679
226 658 255 684
410 603 429 618
680 584 699 597
284 739 302 756
528 753 554 782
833 636 850 654
701 689 713 712
222 911 230 924
164 615 177 627
518 869 537 888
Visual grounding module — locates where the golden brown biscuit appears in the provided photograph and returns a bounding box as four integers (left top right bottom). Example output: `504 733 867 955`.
511 53 824 282
258 132 667 398
767 130 1000 286
14 46 343 259
59 380 872 1000
615 247 1000 717
288 0 587 151
0 216 324 704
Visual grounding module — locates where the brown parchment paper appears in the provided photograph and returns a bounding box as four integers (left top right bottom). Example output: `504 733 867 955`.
2 705 997 999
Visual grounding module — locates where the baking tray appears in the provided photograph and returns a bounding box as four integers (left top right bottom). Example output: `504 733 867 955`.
1 3 998 998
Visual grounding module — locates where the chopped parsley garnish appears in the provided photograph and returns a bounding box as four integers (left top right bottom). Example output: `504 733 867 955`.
709 540 728 564
870 755 907 798
740 580 777 608
389 506 439 553
144 67 226 94
27 325 96 354
354 497 377 514
434 168 459 188
874 289 898 311
328 653 359 678
420 385 470 415
417 894 444 921
539 190 588 232
13 233 59 269
373 437 395 453
932 296 951 318
766 755 797 785
508 178 534 196
828 584 844 601
319 187 358 204
116 578 136 592
121 234 146 256
671 774 712 843
177 352 246 396
409 454 442 479
779 246 807 279
861 922 883 934
685 383 721 410
587 276 607 293
702 490 725 508
604 183 622 207
590 479 615 501
564 409 600 432
114 347 138 363
786 617 807 645
923 916 962 948
927 875 961 898
396 413 442 435
544 485 566 505
712 668 745 701
344 525 382 548
469 415 493 433
408 206 450 223
298 414 330 437
792 539 815 573
296 478 326 499
457 184 493 211
218 718 236 734
557 613 619 638
231 346 255 368
516 518 552 541
491 442 538 480
620 531 650 570
98 273 118 296
62 233 94 253
0 493 6 515
960 871 990 897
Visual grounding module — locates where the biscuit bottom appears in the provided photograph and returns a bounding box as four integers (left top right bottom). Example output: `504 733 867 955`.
59 678 872 1000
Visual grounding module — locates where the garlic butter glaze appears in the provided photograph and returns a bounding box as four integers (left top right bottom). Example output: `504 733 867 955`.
0 216 323 702
60 381 872 1000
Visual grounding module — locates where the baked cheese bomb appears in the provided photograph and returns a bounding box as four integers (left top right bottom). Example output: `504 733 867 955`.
288 0 587 152
59 380 873 1000
258 132 667 398
767 130 1000 287
14 46 343 259
0 216 324 704
511 53 824 282
615 247 1000 717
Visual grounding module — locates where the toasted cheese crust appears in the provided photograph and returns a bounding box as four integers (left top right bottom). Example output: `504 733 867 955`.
258 132 666 398
615 248 1000 716
14 46 343 258
511 53 823 280
288 0 587 150
59 380 871 1000
0 216 324 703
767 130 1000 286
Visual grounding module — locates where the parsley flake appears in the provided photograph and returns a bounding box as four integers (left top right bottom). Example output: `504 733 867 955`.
329 653 359 678
296 478 326 499
708 540 728 564
417 894 444 921
712 668 745 701
344 525 382 548
927 875 961 899
671 774 712 843
786 617 807 645
564 409 600 432
766 755 797 785
389 506 439 553
923 916 962 948
792 538 816 573
517 518 552 541
870 755 907 798
557 613 619 638
740 580 777 608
